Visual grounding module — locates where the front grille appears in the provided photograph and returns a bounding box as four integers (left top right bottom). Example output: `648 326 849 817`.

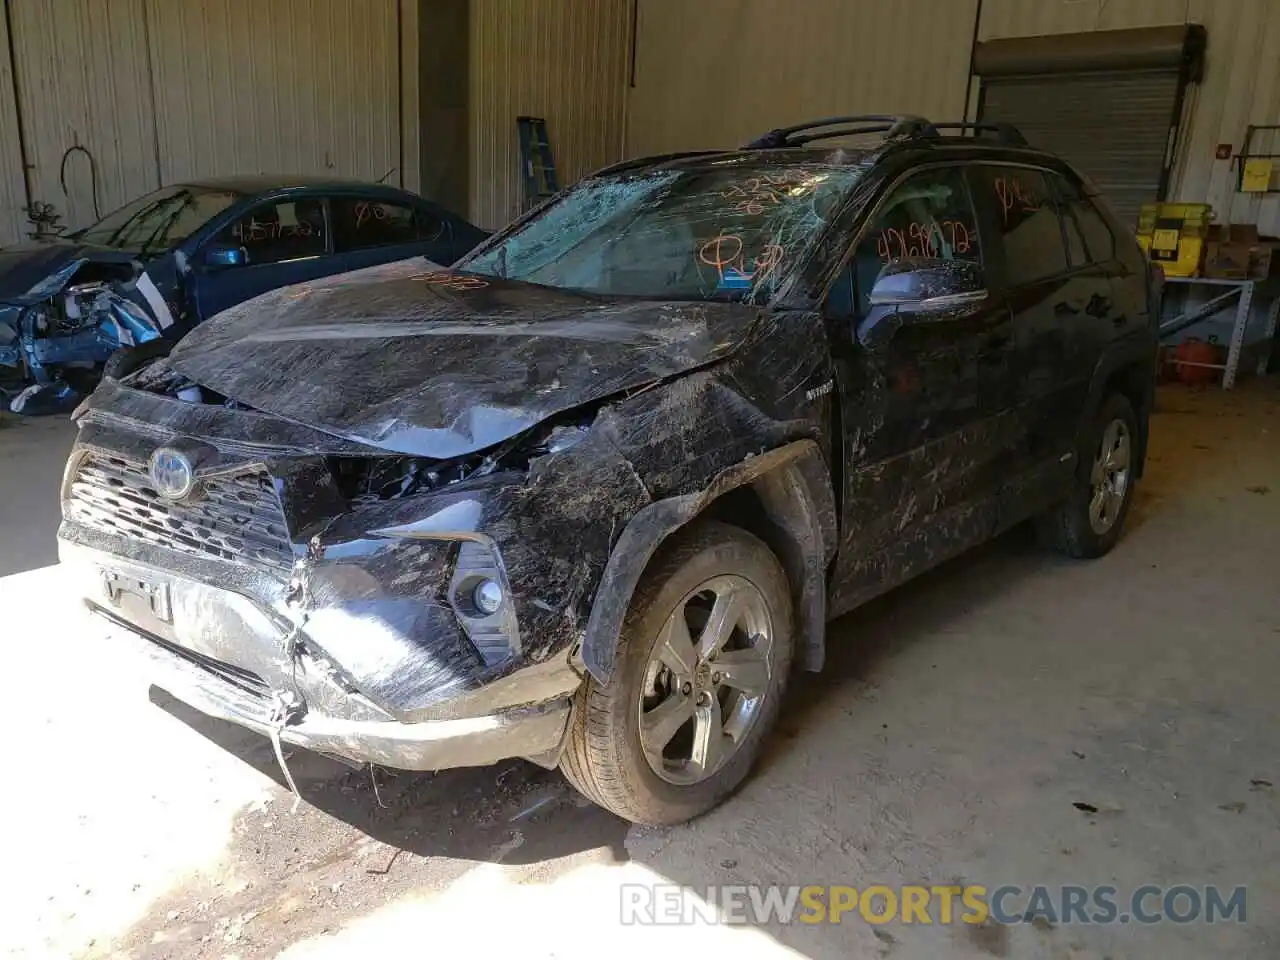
67 453 295 573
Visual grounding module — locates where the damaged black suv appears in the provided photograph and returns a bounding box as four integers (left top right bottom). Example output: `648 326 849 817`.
59 116 1156 825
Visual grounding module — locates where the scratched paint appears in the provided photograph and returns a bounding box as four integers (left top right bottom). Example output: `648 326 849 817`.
54 136 1158 778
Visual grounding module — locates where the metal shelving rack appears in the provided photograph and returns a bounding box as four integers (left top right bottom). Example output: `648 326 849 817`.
1159 276 1280 388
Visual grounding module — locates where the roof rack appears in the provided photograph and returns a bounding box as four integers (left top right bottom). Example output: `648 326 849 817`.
926 122 1028 146
742 115 1027 149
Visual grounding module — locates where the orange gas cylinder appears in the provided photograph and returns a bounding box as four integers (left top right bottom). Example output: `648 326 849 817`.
1174 336 1222 385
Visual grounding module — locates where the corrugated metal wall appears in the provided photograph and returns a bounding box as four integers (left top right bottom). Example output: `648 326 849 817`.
0 5 26 245
470 0 632 229
0 0 404 243
399 0 420 194
4 1 1278 243
626 0 980 157
7 0 161 232
979 0 1280 234
146 0 400 186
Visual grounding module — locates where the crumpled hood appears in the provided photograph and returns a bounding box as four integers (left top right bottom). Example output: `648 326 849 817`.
0 239 141 305
168 267 760 458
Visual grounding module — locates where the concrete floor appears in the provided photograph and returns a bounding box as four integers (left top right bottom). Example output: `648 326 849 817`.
2 383 1278 960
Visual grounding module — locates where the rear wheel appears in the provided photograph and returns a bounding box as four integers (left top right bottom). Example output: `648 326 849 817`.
560 520 793 825
1037 392 1138 558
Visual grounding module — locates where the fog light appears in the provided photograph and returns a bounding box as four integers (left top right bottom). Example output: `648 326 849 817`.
473 578 504 615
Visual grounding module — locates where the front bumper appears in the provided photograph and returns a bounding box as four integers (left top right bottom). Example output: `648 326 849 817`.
109 609 571 770
61 539 575 771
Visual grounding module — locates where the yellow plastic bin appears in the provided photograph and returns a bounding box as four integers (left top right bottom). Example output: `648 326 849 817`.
1136 203 1213 277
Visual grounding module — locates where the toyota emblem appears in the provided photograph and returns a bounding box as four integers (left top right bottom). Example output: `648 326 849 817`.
148 447 197 501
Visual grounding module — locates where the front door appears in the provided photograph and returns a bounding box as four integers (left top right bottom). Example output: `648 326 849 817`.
190 197 333 320
826 165 1015 614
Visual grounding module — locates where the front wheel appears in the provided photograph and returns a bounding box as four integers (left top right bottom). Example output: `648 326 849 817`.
560 520 794 825
102 338 171 381
1037 392 1139 558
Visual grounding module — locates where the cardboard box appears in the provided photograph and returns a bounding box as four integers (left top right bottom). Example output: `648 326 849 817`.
1203 240 1251 279
1202 224 1280 280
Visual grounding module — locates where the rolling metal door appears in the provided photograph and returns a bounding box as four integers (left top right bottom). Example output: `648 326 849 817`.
980 69 1178 227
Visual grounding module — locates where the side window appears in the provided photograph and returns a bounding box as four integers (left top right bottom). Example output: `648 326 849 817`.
331 198 447 252
971 166 1067 286
1049 173 1116 265
217 199 327 265
1058 198 1089 267
834 166 981 317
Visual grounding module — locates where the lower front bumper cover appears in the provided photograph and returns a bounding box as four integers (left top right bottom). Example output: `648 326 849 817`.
100 611 572 771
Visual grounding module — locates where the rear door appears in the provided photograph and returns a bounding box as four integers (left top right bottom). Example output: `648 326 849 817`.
968 164 1113 526
329 195 458 271
825 164 1014 611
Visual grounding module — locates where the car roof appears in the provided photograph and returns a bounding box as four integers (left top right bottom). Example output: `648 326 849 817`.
180 174 409 195
597 140 1071 180
594 115 1073 182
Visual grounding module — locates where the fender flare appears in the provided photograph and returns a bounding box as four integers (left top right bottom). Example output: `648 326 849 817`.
1080 335 1156 477
581 439 838 683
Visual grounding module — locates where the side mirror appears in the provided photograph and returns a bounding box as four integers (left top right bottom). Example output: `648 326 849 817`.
203 243 246 269
868 257 987 316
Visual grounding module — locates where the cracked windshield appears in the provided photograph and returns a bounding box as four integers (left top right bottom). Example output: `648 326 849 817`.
465 164 863 300
78 185 240 255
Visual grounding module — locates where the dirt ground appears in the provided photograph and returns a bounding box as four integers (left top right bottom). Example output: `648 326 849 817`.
2 382 1278 960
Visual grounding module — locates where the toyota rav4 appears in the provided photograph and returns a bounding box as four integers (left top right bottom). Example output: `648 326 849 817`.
58 116 1157 824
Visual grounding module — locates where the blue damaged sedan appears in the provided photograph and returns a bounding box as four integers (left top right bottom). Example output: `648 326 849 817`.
0 176 487 415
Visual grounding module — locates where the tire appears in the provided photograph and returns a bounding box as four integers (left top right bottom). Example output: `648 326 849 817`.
1037 392 1139 559
560 520 794 825
102 338 171 381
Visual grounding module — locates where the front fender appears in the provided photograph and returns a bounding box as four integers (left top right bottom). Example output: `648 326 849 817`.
581 439 836 682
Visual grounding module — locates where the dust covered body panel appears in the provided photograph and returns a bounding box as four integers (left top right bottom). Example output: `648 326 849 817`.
56 132 1157 776
57 254 834 769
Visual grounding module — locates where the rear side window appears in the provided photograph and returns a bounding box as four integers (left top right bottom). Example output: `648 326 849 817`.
1050 173 1116 265
331 198 447 252
971 166 1067 286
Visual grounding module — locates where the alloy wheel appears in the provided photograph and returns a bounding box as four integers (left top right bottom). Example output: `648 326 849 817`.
637 574 774 785
1088 418 1131 535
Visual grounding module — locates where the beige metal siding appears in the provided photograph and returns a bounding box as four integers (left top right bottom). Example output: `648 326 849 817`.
627 0 980 157
470 0 632 229
0 2 27 244
978 0 1192 37
7 0 160 231
145 0 401 186
979 0 1280 233
400 0 419 193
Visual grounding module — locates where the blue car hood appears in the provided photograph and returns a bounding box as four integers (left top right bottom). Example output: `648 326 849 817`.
0 240 142 305
167 265 760 458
